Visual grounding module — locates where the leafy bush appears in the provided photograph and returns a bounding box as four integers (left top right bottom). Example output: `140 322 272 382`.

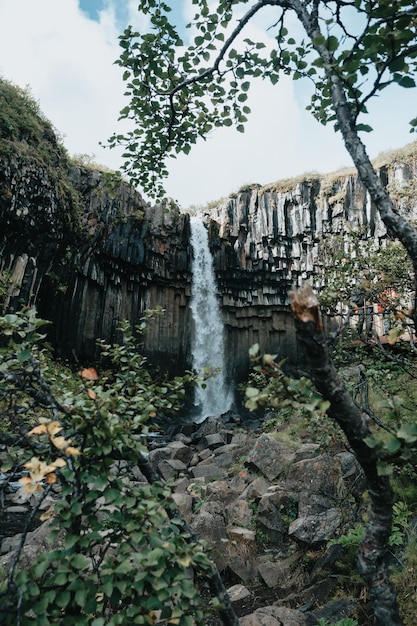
0 309 218 625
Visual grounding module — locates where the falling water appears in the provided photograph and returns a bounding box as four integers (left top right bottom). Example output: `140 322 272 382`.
189 216 234 422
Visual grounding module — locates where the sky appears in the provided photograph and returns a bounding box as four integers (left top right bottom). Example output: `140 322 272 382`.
0 0 416 208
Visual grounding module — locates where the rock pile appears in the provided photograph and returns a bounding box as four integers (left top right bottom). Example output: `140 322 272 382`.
150 414 365 624
0 413 366 624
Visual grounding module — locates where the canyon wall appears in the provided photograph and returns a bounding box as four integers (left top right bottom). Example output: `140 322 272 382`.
2 147 417 380
1 78 417 380
0 155 193 374
205 156 417 378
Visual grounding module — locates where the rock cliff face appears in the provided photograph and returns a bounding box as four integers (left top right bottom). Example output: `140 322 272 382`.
1 80 417 381
0 157 193 373
206 156 417 378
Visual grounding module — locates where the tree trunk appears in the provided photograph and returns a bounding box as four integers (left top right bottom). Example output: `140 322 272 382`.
290 284 402 626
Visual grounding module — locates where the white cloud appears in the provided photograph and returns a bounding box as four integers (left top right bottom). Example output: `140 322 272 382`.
0 0 125 165
0 0 415 209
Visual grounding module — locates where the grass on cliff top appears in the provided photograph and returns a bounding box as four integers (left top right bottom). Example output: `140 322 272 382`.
197 141 417 206
0 78 68 168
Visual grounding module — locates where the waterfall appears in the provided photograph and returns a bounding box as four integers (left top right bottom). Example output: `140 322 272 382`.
189 216 234 422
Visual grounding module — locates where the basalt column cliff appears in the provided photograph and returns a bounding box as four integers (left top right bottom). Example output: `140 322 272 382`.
204 167 403 379
1 80 417 380
0 157 193 373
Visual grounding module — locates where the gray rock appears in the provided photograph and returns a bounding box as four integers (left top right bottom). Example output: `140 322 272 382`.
157 459 187 480
171 493 193 523
293 443 320 463
289 508 342 543
227 583 252 602
247 435 295 481
306 598 357 625
191 508 228 570
226 499 254 527
189 463 224 480
166 440 194 465
227 553 258 584
240 605 307 626
240 477 270 501
286 454 345 518
257 492 286 543
228 527 256 543
199 433 226 450
257 552 303 589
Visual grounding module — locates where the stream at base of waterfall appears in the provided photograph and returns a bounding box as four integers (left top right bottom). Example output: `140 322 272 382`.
189 216 234 422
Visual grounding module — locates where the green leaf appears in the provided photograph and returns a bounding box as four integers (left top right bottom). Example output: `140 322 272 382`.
75 586 87 607
17 348 31 362
71 553 90 570
397 423 417 443
326 36 339 51
356 124 373 133
246 387 260 398
364 436 378 449
384 437 402 454
377 461 393 476
397 75 415 88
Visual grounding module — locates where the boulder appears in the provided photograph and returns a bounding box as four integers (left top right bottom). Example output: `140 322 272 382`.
240 605 307 626
289 509 342 543
247 435 296 481
256 492 286 544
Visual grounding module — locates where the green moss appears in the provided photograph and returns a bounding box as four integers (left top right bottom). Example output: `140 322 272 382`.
261 172 321 194
0 79 84 237
0 78 68 168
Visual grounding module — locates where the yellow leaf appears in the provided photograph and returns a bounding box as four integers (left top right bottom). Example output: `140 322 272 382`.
40 508 55 521
45 473 57 484
23 482 43 495
52 458 67 468
24 457 58 479
388 328 401 345
18 476 32 485
23 456 42 470
51 436 69 450
65 446 81 456
28 424 48 436
87 388 97 400
47 421 63 436
38 417 52 424
176 556 192 568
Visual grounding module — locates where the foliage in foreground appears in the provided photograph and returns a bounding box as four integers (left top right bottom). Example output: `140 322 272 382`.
0 308 215 625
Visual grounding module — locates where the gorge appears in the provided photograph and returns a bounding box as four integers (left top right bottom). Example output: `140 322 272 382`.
1 80 417 385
